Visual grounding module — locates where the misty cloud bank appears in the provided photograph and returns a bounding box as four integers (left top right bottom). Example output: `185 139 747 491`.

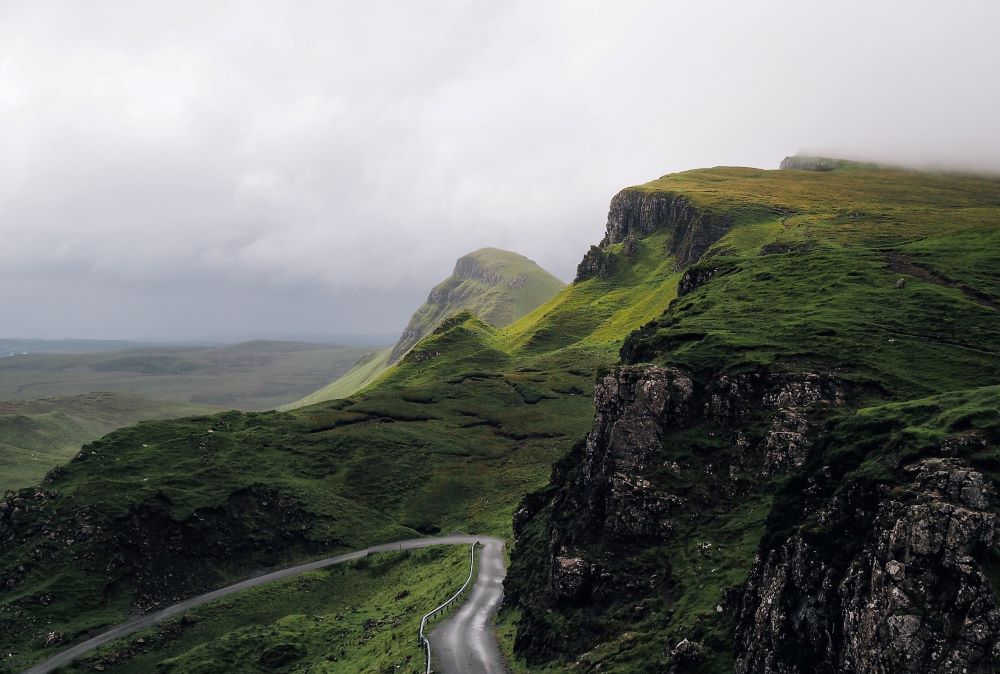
2 0 998 340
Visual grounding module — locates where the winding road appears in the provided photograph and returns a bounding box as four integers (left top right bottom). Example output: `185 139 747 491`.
428 537 507 673
21 534 507 674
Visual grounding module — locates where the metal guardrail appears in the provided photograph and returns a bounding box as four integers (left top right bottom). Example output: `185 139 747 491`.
417 541 479 674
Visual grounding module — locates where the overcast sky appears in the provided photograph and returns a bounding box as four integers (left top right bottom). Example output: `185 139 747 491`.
2 1 999 342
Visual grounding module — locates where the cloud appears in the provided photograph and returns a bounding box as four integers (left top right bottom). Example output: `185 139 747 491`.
1 0 999 339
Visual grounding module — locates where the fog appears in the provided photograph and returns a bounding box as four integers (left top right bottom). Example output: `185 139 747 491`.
2 0 998 341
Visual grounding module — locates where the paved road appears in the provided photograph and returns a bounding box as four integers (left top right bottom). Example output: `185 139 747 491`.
428 538 507 674
21 534 503 674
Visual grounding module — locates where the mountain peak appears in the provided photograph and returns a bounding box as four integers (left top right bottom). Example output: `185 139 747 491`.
388 248 563 364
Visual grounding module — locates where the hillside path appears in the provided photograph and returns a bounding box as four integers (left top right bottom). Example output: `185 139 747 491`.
428 537 508 673
22 534 506 674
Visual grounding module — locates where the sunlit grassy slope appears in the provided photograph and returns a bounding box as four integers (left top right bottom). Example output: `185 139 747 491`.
288 248 566 406
283 348 393 410
4 161 1000 672
0 189 682 671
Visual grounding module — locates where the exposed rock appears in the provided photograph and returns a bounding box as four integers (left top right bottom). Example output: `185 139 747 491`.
678 265 721 297
735 457 1000 674
42 466 65 484
622 234 639 258
601 188 732 268
575 246 618 281
551 555 590 601
761 408 811 475
895 277 907 289
666 638 705 670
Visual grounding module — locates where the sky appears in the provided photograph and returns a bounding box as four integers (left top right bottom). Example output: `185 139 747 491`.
2 1 999 342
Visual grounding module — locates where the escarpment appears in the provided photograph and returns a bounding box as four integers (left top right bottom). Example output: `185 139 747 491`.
506 160 1000 672
506 361 849 665
736 454 1000 674
509 342 1000 672
576 188 732 281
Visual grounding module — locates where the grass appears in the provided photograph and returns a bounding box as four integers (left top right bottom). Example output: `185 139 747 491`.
284 348 393 409
0 393 213 492
503 161 1000 671
295 248 566 407
0 340 379 411
3 160 1000 672
56 546 474 674
0 213 680 671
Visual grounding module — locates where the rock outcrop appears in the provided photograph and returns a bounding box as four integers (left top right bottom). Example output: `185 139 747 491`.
735 456 1000 674
507 358 850 664
601 188 732 268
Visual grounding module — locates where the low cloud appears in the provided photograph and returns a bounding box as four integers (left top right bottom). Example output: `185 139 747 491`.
2 0 998 340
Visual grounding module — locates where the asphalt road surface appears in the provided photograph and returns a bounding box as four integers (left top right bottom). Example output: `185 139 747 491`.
428 537 507 674
21 534 505 674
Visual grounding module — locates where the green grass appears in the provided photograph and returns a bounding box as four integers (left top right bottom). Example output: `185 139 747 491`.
284 348 393 409
387 247 565 364
0 393 213 492
56 546 474 674
3 160 1000 672
0 220 679 671
295 248 566 407
502 161 1000 671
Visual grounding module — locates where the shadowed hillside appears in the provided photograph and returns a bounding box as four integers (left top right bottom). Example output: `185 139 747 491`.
3 159 1000 673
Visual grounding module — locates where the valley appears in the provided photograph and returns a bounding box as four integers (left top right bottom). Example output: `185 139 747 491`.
2 158 999 673
0 341 384 492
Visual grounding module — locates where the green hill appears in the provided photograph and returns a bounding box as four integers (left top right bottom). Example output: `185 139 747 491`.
0 393 214 492
387 248 565 365
2 159 1000 673
285 247 565 407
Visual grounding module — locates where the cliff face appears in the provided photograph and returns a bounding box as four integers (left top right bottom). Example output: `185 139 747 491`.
506 161 1000 672
511 363 1000 674
387 248 563 364
575 188 731 281
736 454 1000 674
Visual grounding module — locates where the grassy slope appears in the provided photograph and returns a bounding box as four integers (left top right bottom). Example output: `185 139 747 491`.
5 162 998 673
407 247 566 336
0 341 376 411
503 163 1000 671
0 393 214 492
290 248 566 407
59 546 472 674
0 225 679 670
284 348 393 410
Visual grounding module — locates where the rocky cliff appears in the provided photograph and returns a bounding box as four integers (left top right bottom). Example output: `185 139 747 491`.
506 159 1000 672
576 188 732 281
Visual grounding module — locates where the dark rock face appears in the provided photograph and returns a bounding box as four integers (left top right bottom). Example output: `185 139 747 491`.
602 188 732 268
735 457 1000 674
507 361 849 665
678 265 722 297
541 364 845 557
575 246 618 282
